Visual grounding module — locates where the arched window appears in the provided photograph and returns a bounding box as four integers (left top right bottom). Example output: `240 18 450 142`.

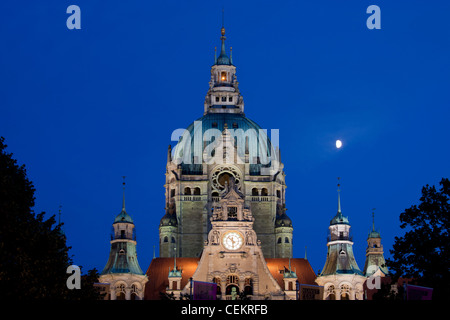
340 284 350 300
213 277 222 295
285 237 290 243
221 71 227 81
252 188 259 196
244 278 253 295
171 237 176 243
131 284 138 300
226 275 239 295
276 190 281 198
184 187 191 195
116 284 126 300
164 236 168 243
194 187 201 195
261 188 268 196
326 285 336 300
277 237 282 244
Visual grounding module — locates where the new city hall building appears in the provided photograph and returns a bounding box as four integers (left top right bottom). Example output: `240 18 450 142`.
98 25 388 300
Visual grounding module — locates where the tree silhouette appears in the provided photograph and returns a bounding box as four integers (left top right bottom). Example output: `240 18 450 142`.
387 178 450 300
0 137 101 299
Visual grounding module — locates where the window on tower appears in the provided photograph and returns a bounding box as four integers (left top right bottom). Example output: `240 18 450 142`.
221 71 227 81
227 206 237 219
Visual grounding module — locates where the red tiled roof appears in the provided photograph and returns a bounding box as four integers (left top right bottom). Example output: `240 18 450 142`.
144 257 316 300
266 258 317 287
144 258 199 300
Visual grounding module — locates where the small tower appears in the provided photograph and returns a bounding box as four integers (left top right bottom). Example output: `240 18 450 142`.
204 23 244 114
159 201 178 257
166 248 183 297
315 180 366 300
363 210 389 277
283 258 298 300
275 203 293 258
99 179 148 300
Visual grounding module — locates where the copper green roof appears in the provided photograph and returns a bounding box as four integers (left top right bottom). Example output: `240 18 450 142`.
114 209 133 224
319 243 364 276
172 113 274 176
330 211 350 225
101 241 144 275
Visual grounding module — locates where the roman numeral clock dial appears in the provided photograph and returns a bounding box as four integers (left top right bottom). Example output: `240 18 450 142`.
222 231 244 250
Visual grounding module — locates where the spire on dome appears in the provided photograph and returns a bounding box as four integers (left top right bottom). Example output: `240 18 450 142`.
114 176 133 224
337 178 342 214
122 176 126 212
368 208 381 238
216 9 232 65
330 178 349 225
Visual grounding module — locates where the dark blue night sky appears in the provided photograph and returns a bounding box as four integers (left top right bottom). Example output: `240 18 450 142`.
1 0 449 275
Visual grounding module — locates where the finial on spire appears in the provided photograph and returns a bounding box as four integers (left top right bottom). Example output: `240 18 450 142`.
222 7 225 29
220 8 226 54
230 46 233 64
337 177 341 214
173 247 177 271
122 176 126 211
58 205 62 225
372 208 376 231
167 145 172 163
305 246 308 260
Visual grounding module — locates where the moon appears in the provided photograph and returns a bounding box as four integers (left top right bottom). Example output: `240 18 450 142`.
336 140 342 149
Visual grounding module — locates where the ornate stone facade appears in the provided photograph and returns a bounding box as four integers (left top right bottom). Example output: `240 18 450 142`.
181 178 286 300
99 185 148 300
159 25 292 259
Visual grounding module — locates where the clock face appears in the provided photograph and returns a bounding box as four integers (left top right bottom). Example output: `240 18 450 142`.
222 231 243 250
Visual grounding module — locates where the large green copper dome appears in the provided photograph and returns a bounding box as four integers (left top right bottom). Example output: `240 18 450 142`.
172 113 275 175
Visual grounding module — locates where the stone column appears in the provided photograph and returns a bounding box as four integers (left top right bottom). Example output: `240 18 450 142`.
220 279 226 298
110 288 117 300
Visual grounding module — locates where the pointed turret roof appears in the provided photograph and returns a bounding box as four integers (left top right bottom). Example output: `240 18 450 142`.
114 177 133 223
368 210 381 238
330 181 349 225
215 14 232 66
